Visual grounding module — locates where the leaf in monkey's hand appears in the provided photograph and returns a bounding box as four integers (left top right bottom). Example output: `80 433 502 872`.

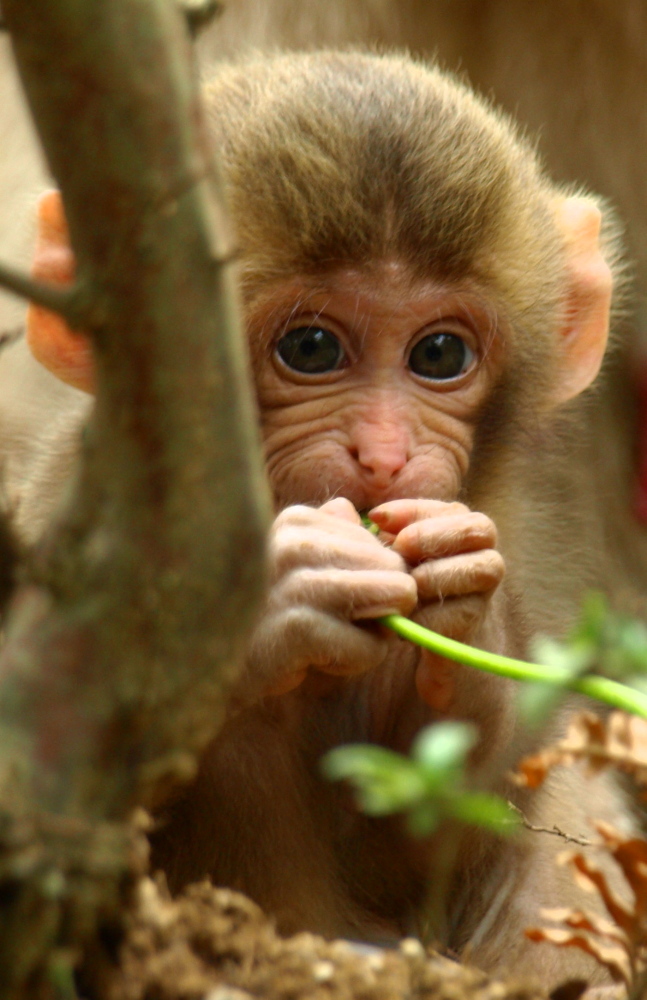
358 510 380 535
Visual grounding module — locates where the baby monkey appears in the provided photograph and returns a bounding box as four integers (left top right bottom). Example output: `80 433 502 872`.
12 51 635 986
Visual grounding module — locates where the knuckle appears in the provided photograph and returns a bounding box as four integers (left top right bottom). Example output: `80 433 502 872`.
474 550 506 589
402 574 418 606
321 496 357 518
273 504 315 531
469 512 498 547
270 525 311 574
281 566 347 609
280 604 320 645
413 548 504 599
380 545 409 572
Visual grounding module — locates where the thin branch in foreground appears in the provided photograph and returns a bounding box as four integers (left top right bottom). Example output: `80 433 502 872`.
508 802 593 847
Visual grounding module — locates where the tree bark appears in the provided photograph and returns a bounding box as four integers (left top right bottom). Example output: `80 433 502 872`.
0 1 269 996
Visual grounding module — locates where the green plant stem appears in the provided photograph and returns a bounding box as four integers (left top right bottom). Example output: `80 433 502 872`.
380 614 647 719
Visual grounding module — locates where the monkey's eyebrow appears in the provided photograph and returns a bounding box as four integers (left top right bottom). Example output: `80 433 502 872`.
256 297 303 344
255 291 326 347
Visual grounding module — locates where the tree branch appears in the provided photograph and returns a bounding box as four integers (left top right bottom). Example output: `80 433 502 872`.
0 260 84 320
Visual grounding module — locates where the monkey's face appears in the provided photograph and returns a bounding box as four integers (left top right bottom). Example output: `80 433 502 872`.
247 261 504 513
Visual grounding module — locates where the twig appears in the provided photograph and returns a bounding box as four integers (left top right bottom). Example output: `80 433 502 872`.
507 802 593 847
0 261 82 323
0 327 24 352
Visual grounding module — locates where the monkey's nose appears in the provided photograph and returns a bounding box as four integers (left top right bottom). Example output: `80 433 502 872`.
350 426 410 489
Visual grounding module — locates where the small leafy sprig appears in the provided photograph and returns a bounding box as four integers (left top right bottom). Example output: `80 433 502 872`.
322 721 516 836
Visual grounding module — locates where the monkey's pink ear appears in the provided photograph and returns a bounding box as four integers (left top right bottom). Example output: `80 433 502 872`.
26 190 95 393
549 196 612 406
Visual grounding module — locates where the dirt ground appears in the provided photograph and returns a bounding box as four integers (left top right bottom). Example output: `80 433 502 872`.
103 878 556 1000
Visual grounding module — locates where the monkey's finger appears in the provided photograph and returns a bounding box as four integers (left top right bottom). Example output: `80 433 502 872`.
391 512 497 563
259 606 389 681
319 497 362 524
274 503 372 538
412 549 505 600
277 568 418 619
369 498 469 532
272 524 407 575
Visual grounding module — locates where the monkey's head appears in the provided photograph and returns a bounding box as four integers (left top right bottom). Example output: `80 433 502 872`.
28 51 620 513
201 51 620 511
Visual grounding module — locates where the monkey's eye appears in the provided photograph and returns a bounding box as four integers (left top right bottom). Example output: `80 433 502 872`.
276 326 345 374
408 332 475 381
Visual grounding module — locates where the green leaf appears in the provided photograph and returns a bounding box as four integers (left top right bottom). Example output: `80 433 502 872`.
411 721 476 778
517 681 567 728
603 619 647 676
521 632 594 727
322 744 427 815
573 591 608 645
450 792 519 833
322 743 405 781
359 510 380 534
530 635 593 676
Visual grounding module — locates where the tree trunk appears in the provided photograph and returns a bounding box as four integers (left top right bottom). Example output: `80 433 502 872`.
0 1 269 996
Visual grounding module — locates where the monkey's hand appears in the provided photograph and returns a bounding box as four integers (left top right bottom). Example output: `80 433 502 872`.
369 499 506 713
242 497 417 700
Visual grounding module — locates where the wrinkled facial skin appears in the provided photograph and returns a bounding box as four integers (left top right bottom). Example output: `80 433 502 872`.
248 262 504 513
